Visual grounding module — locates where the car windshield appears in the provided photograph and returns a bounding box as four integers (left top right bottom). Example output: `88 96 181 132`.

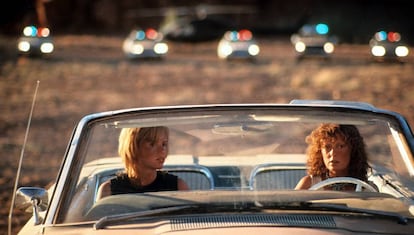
56 106 414 223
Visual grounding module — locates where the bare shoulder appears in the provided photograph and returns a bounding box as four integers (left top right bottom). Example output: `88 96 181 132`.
177 178 190 190
295 175 312 190
96 180 112 199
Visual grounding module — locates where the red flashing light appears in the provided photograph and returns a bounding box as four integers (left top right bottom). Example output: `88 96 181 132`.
146 28 158 40
388 32 401 42
238 29 252 41
38 27 50 37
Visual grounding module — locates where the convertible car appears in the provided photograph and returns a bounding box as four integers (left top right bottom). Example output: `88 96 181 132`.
12 100 414 234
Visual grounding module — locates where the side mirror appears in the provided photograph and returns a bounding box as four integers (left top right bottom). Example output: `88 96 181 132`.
15 187 49 225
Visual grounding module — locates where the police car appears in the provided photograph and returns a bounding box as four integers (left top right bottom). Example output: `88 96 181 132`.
17 25 54 56
290 23 337 59
122 28 169 59
217 29 260 60
369 30 409 62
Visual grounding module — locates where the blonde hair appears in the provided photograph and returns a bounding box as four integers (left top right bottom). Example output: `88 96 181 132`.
118 126 169 179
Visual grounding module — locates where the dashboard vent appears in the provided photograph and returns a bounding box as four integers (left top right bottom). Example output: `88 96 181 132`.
170 214 336 231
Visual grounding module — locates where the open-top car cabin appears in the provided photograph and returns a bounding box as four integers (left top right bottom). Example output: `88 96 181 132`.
14 100 414 234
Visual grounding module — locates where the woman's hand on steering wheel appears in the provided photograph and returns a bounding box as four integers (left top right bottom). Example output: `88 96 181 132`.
309 177 377 192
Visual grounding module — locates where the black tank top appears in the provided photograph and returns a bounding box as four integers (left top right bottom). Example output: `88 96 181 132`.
110 171 178 195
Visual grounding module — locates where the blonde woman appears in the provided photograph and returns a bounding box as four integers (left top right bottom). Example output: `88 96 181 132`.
98 127 188 198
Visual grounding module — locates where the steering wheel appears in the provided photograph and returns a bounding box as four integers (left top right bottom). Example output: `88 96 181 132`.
309 177 377 192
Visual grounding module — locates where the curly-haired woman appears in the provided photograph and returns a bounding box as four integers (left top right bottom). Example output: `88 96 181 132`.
295 123 374 190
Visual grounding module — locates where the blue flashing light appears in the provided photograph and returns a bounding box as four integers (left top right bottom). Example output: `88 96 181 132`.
315 23 329 35
229 31 238 41
135 30 145 40
30 26 38 36
23 25 38 37
375 31 387 41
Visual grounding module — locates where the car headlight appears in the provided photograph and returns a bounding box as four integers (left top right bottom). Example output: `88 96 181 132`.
131 44 144 54
154 43 168 54
294 42 306 53
395 46 409 57
18 41 31 52
248 44 260 56
40 42 54 53
323 42 334 54
371 45 386 57
218 44 233 58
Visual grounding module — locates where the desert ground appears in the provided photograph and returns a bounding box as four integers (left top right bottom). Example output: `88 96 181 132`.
1 34 414 234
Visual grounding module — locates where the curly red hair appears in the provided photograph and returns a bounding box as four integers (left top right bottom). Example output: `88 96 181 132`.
306 123 369 181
